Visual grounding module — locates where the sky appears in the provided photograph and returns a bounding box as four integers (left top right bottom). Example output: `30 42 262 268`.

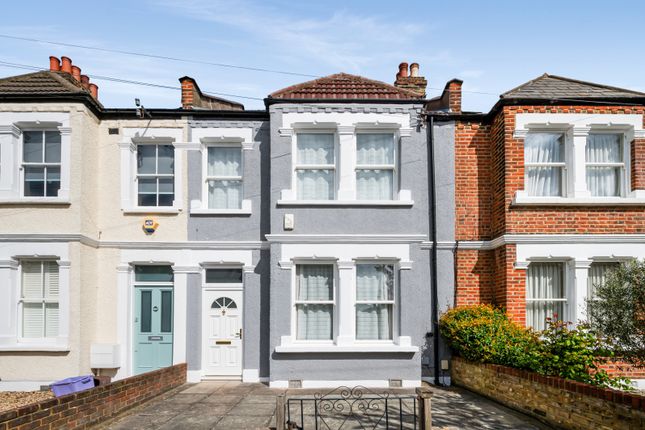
1 0 644 112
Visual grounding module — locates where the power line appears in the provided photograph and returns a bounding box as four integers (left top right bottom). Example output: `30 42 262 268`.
0 34 321 78
0 60 264 101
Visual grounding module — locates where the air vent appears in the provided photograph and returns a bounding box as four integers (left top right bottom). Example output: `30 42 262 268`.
388 379 402 388
288 380 302 389
108 128 119 135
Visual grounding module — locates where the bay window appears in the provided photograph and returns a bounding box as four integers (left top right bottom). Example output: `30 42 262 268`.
20 260 59 338
585 134 625 197
524 133 566 197
356 134 395 200
137 144 174 207
22 130 61 197
526 262 566 331
295 264 335 340
295 133 335 200
207 146 243 209
355 263 395 340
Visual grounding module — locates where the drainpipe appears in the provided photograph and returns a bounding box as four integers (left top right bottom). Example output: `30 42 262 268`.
426 114 441 386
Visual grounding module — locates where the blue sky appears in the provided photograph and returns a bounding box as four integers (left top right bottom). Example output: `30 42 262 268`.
1 0 644 112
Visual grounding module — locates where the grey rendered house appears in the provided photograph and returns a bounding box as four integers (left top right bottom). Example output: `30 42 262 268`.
263 69 453 388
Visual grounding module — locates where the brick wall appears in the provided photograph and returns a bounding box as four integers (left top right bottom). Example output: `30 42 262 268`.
451 357 645 430
0 363 187 430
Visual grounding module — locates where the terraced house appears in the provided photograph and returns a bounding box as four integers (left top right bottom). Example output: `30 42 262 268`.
0 57 456 390
440 74 645 386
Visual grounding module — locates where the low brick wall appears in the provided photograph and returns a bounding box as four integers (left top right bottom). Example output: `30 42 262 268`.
0 363 186 430
451 357 645 430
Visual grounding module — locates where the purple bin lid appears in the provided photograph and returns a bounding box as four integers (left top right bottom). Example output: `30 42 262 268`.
51 375 94 386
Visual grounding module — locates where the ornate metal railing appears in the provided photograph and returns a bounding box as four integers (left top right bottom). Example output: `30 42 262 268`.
280 386 421 430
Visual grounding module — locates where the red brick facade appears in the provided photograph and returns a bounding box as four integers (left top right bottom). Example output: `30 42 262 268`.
453 104 645 340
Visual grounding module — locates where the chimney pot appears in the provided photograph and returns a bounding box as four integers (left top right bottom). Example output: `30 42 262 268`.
71 65 81 82
49 56 61 72
398 62 409 78
61 56 72 74
89 83 98 99
410 63 420 77
80 75 90 90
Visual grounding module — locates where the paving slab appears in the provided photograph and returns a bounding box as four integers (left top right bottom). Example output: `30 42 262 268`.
100 381 552 430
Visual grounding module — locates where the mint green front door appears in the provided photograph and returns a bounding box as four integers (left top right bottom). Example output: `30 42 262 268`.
133 286 173 375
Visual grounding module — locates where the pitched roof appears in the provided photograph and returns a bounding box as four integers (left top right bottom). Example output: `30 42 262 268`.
501 73 645 100
269 73 423 101
0 70 92 96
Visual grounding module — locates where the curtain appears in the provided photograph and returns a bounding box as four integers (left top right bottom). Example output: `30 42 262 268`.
586 134 621 196
357 134 394 165
356 264 394 340
587 263 617 299
208 147 241 177
296 265 333 340
356 134 394 200
357 170 393 200
209 180 242 209
297 170 333 200
297 134 334 165
526 263 564 331
525 133 563 196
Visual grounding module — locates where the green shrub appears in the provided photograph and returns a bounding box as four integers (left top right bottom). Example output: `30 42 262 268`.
440 305 632 390
439 305 540 370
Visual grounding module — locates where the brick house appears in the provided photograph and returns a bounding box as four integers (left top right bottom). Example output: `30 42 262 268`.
431 74 645 385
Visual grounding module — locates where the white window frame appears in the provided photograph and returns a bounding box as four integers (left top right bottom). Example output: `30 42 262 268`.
291 260 338 344
293 130 338 201
277 112 414 206
120 128 183 214
135 143 176 208
585 131 629 198
20 129 62 199
17 259 60 340
513 113 645 205
525 260 572 330
0 112 71 203
355 132 398 201
202 144 247 212
353 260 398 343
522 129 569 198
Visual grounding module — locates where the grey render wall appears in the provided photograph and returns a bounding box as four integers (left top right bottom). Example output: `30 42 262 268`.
432 121 456 384
267 103 433 382
187 120 269 241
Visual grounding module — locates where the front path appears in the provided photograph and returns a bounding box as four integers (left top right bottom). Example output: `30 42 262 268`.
99 381 552 430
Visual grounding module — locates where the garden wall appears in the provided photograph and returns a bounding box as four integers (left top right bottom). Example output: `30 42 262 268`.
0 363 186 430
451 357 645 430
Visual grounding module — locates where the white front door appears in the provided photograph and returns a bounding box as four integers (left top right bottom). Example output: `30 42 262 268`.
202 290 243 377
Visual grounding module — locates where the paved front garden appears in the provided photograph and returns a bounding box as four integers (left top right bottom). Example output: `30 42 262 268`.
99 381 550 430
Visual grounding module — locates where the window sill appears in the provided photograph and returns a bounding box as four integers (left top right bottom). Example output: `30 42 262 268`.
276 200 414 207
274 344 419 353
0 344 70 352
190 208 252 216
0 199 71 205
122 207 182 214
512 195 645 206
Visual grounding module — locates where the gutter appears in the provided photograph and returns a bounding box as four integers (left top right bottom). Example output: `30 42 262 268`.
426 114 441 385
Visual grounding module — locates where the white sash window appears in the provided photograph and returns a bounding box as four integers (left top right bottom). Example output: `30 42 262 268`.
585 134 625 197
526 262 566 331
207 146 243 209
20 260 59 339
355 263 395 340
22 130 61 197
356 134 395 200
524 133 566 197
295 133 335 200
295 264 335 340
137 144 175 207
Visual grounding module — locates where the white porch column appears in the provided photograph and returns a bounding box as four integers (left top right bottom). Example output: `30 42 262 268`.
115 264 132 380
0 260 19 345
336 261 354 346
171 266 200 366
337 126 355 200
56 260 71 342
574 260 592 323
572 127 591 198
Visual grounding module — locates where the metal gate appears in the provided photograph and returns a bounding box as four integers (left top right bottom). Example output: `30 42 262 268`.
275 386 432 430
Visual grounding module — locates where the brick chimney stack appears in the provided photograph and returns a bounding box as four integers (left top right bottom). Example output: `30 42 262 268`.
448 79 463 113
394 61 427 98
179 76 196 110
48 55 99 100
